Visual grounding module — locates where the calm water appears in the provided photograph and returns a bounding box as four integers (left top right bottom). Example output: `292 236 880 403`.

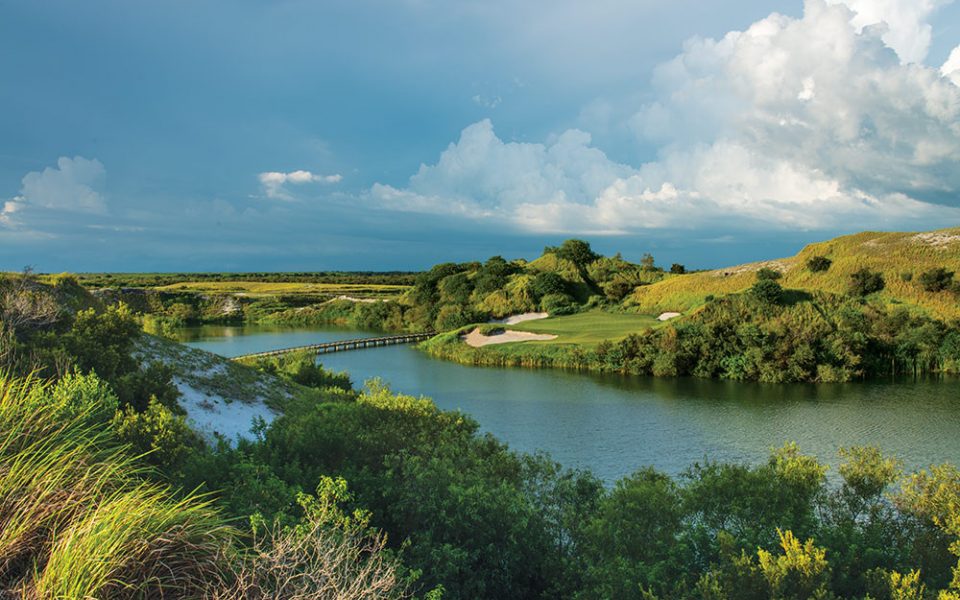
178 324 960 483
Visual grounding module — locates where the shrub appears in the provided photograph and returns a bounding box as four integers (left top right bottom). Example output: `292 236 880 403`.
849 268 886 296
113 396 197 471
751 280 784 304
434 305 481 331
670 263 686 275
222 477 409 599
756 267 783 281
540 293 577 315
918 268 955 293
806 256 832 273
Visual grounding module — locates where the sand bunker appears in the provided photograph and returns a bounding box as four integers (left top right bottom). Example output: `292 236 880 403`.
658 312 682 321
490 312 550 325
463 327 558 347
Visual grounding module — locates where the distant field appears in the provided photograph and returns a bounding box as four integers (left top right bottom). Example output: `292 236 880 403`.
509 310 661 346
154 281 409 298
40 271 418 289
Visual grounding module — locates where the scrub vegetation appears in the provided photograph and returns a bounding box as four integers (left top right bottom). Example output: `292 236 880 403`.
6 255 960 598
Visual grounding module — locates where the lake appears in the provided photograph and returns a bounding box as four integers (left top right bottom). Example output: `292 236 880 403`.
178 323 960 483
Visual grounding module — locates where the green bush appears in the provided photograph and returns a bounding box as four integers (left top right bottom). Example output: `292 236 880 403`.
751 279 784 304
806 256 832 273
850 268 886 296
918 268 955 293
756 267 783 281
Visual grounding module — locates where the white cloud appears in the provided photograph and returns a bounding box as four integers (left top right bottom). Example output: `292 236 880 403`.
368 0 960 235
943 45 960 84
2 156 106 229
258 169 342 200
826 0 952 64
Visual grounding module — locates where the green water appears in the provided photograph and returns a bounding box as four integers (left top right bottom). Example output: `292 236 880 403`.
178 324 960 482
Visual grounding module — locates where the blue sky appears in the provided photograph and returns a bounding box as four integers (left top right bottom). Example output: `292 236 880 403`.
2 0 960 272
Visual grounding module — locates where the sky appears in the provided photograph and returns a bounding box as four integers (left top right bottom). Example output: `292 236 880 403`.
1 0 959 272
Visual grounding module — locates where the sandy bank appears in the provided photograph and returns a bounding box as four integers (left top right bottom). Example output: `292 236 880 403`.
491 312 550 325
175 377 275 443
463 327 558 347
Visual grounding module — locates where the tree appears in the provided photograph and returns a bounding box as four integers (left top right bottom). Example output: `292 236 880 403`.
918 268 955 293
531 272 568 299
850 268 885 296
756 267 782 281
640 253 656 271
554 239 600 267
806 256 832 273
670 263 686 275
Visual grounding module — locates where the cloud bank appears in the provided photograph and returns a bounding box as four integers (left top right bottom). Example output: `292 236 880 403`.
371 0 960 234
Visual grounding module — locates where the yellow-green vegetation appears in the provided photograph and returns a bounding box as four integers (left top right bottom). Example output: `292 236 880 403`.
509 310 662 347
156 280 408 298
0 375 232 598
627 227 960 319
0 373 408 599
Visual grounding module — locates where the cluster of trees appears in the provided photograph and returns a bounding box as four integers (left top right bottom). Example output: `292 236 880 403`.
268 240 674 332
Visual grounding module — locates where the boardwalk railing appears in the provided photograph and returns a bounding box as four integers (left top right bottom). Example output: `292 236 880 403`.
231 331 437 361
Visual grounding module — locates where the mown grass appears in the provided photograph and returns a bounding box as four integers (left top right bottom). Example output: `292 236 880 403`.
155 281 409 298
508 310 661 347
626 227 960 320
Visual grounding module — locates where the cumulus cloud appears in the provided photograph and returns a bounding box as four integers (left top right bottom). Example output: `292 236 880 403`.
2 156 107 229
943 45 960 84
825 0 952 63
369 0 960 235
258 170 342 200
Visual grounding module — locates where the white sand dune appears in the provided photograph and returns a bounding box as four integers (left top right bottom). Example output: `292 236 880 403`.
463 327 558 347
174 378 275 443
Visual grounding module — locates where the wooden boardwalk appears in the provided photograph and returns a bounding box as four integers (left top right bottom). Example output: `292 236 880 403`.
231 331 437 361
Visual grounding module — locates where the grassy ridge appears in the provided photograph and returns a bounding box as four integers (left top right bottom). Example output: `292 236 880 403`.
627 228 960 319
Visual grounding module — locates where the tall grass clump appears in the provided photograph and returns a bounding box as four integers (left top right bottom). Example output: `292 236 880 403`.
0 373 233 598
0 373 409 599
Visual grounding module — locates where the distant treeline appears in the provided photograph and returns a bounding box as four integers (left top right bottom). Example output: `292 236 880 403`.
48 271 419 288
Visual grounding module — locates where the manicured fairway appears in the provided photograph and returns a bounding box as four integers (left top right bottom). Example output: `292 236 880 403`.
510 310 661 346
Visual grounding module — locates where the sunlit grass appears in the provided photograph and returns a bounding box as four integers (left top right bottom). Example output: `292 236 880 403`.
508 310 661 346
627 228 960 320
